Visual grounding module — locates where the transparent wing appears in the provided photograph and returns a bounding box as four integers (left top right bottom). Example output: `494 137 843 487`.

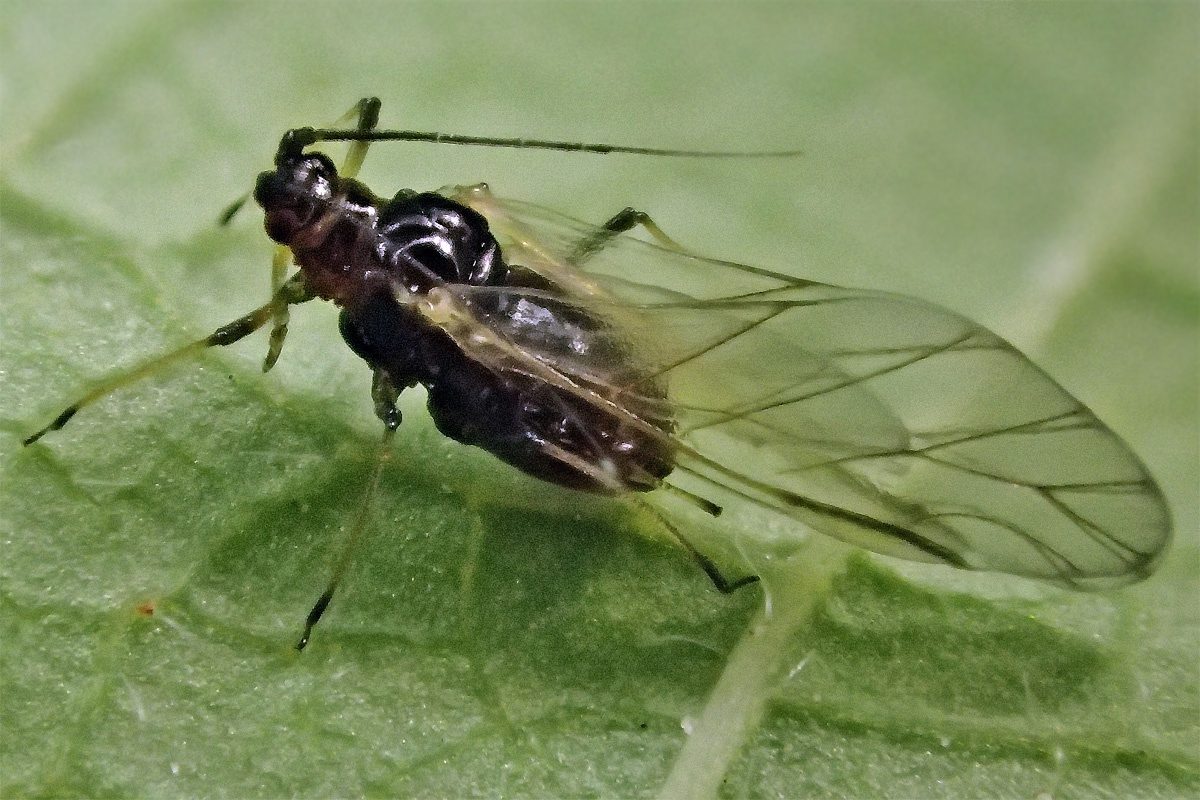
431 185 1170 588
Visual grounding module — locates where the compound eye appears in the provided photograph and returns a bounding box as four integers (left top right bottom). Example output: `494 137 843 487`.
254 169 289 208
301 153 338 182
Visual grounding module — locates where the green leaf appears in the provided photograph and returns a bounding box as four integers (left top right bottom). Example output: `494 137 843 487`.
2 3 1196 798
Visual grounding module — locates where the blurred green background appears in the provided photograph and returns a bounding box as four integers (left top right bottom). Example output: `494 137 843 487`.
2 3 1196 798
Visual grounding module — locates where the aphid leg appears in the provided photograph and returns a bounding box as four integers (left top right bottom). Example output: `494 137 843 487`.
370 369 403 430
23 275 313 446
261 247 295 372
568 207 687 264
217 195 250 226
338 97 381 181
633 499 759 594
661 482 723 517
296 377 399 651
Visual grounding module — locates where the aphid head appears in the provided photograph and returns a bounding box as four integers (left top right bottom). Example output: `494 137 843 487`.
254 152 339 245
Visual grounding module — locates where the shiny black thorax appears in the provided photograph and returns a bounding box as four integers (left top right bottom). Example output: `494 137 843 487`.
254 153 674 494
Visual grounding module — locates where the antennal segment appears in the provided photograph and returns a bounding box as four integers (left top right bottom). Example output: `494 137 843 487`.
276 126 803 162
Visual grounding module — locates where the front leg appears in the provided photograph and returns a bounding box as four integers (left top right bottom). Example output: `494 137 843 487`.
25 273 313 445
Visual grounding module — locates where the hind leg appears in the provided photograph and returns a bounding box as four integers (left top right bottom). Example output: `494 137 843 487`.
633 499 759 594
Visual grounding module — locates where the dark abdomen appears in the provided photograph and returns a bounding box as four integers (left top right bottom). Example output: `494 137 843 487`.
341 289 675 495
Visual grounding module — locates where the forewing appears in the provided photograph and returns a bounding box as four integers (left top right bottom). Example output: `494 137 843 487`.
439 186 1171 588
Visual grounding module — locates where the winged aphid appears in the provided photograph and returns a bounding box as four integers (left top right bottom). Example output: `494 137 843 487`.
25 98 1171 649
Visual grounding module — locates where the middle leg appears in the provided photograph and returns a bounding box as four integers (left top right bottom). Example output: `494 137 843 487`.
567 206 688 265
295 367 400 650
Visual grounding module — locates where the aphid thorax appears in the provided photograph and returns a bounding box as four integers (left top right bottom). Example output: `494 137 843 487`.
255 150 503 308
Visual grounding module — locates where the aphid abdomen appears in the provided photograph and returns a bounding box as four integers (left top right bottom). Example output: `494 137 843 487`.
341 287 675 495
424 362 675 495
